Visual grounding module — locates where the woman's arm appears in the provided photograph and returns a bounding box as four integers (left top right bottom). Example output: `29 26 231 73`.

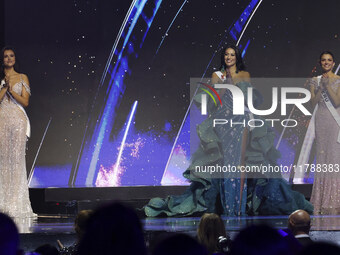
241 71 251 83
233 71 251 85
211 72 227 96
325 79 340 107
0 85 8 102
8 74 30 107
211 72 222 84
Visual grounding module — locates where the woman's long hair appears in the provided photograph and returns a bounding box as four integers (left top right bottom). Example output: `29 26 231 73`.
220 45 246 73
77 202 147 255
0 46 20 81
197 213 227 254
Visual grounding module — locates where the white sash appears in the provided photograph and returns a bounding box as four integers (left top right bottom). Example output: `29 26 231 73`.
295 105 317 180
0 79 31 137
214 71 226 82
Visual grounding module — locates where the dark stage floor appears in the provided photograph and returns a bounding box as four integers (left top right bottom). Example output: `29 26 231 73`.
18 214 340 252
19 184 339 251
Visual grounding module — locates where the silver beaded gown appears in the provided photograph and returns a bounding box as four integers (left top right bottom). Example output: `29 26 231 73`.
0 77 35 218
311 78 340 215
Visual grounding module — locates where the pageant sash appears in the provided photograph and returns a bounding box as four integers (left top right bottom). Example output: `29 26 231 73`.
0 79 31 138
214 71 226 82
295 105 317 180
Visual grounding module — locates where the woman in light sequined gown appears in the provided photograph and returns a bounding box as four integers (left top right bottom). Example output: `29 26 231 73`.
0 46 35 218
310 51 340 215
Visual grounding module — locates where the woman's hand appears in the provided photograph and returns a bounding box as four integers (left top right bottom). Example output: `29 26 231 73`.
2 74 30 107
310 77 322 108
323 74 340 107
2 78 9 89
0 81 9 102
5 77 14 94
321 73 330 89
2 78 11 94
7 84 13 94
1 84 8 91
5 76 11 86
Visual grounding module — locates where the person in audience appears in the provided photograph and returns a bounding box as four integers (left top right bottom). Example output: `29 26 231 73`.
197 213 231 254
58 210 93 255
299 242 340 255
230 224 298 255
77 202 147 255
35 244 59 255
288 210 313 246
153 233 208 255
0 212 21 255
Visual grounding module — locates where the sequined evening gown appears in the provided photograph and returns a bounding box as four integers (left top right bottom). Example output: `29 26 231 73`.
311 78 340 215
0 77 36 218
144 74 313 217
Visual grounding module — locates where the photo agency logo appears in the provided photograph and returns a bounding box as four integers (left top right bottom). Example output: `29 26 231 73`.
198 81 312 128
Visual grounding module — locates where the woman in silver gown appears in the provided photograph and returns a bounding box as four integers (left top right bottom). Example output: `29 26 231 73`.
309 51 340 215
0 46 35 218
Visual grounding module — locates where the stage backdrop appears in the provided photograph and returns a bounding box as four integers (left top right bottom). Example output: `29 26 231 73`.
3 0 340 187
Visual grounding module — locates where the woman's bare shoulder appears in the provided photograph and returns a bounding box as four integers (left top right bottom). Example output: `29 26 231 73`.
211 71 226 81
310 76 319 82
19 73 30 85
212 71 219 77
238 70 250 78
235 71 250 83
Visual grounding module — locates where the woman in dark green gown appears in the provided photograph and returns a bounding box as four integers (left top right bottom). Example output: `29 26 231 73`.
145 46 313 217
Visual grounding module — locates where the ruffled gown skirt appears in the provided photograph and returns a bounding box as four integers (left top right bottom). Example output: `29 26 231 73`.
145 82 313 217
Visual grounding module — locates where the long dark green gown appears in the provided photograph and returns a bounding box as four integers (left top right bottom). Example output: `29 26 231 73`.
145 81 313 217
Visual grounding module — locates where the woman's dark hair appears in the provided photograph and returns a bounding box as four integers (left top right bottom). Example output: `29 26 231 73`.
0 46 20 81
74 210 93 240
197 213 227 254
77 202 147 255
0 212 19 255
319 50 335 62
35 244 59 255
220 45 246 73
153 234 208 255
230 225 296 255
